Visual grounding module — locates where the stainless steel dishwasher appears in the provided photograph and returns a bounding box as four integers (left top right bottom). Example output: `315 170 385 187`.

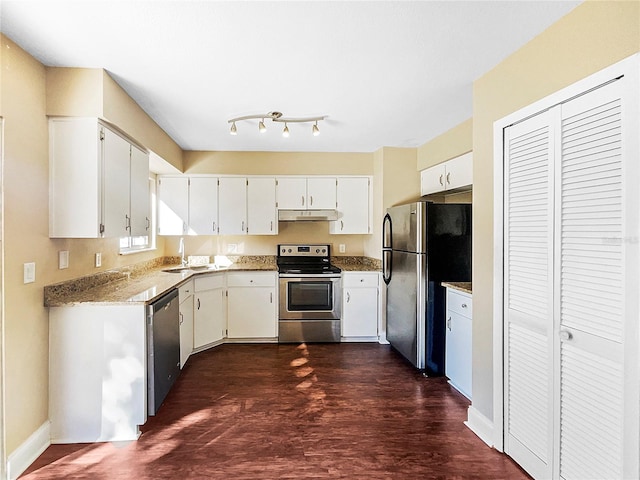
147 288 180 415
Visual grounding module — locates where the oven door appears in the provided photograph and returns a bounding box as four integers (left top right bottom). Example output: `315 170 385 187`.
279 276 341 320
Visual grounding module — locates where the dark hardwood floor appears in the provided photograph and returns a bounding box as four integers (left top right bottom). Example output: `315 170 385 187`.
22 343 529 479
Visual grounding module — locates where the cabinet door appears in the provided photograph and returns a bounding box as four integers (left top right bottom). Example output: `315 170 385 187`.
189 177 218 235
444 152 472 191
331 177 370 234
157 177 189 235
129 145 150 237
276 177 306 209
193 288 226 348
307 177 336 209
247 177 277 235
227 287 277 338
445 310 472 398
102 127 131 237
179 295 194 368
420 164 446 196
218 177 247 235
342 287 378 337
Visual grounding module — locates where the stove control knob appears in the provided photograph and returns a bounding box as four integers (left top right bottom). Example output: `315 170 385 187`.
288 249 292 253
316 249 320 253
322 248 326 253
281 248 285 254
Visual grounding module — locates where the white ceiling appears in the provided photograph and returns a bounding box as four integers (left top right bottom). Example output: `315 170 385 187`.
1 1 581 153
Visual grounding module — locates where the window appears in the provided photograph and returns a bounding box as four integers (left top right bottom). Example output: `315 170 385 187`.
119 176 157 254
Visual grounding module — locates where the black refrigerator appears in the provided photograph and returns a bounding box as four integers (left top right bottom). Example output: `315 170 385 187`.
382 201 471 374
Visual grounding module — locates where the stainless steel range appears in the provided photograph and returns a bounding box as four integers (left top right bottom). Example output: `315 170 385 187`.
277 244 342 343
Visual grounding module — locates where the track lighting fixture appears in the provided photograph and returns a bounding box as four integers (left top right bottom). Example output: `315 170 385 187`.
227 111 326 137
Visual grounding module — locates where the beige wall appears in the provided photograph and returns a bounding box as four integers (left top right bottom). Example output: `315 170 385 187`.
471 0 640 422
0 35 168 456
417 118 472 171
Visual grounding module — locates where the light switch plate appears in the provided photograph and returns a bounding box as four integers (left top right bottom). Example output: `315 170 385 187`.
59 250 69 269
24 262 36 284
95 253 102 267
339 244 346 253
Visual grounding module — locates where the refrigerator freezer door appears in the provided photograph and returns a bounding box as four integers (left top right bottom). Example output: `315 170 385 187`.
386 250 426 369
386 202 426 253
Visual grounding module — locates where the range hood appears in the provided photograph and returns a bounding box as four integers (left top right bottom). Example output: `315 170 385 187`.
278 209 339 222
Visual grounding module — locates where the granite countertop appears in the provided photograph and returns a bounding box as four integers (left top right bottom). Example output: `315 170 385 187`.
442 282 472 295
45 256 276 307
332 256 382 272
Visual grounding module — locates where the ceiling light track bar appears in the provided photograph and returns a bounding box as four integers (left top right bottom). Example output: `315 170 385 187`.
228 111 327 137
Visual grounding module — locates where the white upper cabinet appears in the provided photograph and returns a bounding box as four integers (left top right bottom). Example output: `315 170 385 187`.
188 177 218 235
218 177 247 235
420 152 472 196
157 176 189 235
276 177 336 209
247 177 277 235
330 177 370 234
49 118 149 238
129 145 151 237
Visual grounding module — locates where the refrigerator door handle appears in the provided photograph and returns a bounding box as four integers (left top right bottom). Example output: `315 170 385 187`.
382 213 392 250
382 249 392 285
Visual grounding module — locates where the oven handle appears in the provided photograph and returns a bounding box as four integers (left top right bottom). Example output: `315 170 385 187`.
278 274 342 279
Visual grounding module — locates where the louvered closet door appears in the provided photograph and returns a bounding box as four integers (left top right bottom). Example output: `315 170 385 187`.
556 78 639 480
503 109 557 480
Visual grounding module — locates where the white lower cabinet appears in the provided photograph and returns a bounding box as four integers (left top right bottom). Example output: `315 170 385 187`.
178 280 194 368
227 272 277 339
444 288 472 399
193 274 226 349
341 272 379 340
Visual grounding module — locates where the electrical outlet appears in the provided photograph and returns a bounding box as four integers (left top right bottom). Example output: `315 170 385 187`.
59 250 69 269
95 252 102 267
228 244 237 253
24 262 36 284
339 244 346 253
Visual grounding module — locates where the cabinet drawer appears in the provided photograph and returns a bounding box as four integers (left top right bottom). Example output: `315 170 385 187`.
195 273 225 292
179 280 194 300
447 289 472 318
342 272 379 288
227 272 276 287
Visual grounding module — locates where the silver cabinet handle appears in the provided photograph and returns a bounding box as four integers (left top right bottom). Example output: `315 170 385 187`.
346 291 350 303
560 330 573 341
270 221 273 232
125 214 131 232
242 221 245 232
439 174 444 186
341 220 344 231
197 298 201 310
270 292 273 303
213 221 216 233
461 303 467 309
446 172 451 185
301 195 305 206
179 312 184 325
310 195 313 206
146 217 150 231
447 317 452 331
183 221 187 234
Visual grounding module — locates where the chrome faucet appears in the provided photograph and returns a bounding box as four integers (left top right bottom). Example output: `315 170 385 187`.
178 237 187 267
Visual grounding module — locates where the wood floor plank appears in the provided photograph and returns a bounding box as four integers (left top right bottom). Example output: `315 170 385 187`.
21 343 529 479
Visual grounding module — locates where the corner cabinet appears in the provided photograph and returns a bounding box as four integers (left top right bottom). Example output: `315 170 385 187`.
420 152 472 196
444 287 472 399
49 118 150 238
330 177 371 234
193 274 226 349
341 272 379 340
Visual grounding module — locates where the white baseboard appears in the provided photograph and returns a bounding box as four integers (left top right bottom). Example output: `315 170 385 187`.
7 420 50 480
464 405 494 448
